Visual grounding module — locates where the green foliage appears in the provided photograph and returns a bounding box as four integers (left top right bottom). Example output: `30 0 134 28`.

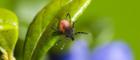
1 0 140 60
0 0 91 60
23 0 91 60
0 8 18 60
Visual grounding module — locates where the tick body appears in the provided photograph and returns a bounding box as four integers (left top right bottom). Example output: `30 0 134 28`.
59 20 71 33
59 19 74 40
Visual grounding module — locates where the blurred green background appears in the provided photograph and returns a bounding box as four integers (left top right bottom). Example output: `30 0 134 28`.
0 0 140 60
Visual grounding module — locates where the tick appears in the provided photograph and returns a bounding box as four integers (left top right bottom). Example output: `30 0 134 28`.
53 13 87 40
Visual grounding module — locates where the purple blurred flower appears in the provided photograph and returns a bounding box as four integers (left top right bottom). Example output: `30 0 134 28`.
49 40 133 60
68 40 133 60
91 41 133 60
68 40 90 60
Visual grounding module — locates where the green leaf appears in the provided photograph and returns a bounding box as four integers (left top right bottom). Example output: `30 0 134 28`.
56 0 92 23
23 0 91 60
0 8 18 60
23 0 72 60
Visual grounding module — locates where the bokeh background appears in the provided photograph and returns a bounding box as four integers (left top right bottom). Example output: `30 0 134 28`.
0 0 140 60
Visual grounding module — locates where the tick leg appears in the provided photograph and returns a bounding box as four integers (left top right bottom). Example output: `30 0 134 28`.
51 27 62 35
66 13 71 20
75 32 88 35
72 22 75 28
66 12 76 28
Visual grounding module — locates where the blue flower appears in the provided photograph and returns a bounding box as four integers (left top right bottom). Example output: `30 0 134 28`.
68 40 90 60
91 41 133 60
49 40 133 60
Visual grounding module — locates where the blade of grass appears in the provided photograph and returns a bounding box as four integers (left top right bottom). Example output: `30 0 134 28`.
31 0 91 60
23 0 72 60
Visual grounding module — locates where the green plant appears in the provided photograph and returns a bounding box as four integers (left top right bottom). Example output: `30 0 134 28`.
0 0 91 60
23 0 91 60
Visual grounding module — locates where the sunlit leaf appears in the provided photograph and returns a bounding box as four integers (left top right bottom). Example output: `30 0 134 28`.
0 8 18 60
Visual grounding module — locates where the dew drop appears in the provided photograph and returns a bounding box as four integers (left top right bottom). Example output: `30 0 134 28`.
60 44 65 50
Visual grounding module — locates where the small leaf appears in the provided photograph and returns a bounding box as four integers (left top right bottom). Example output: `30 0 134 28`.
0 8 18 60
